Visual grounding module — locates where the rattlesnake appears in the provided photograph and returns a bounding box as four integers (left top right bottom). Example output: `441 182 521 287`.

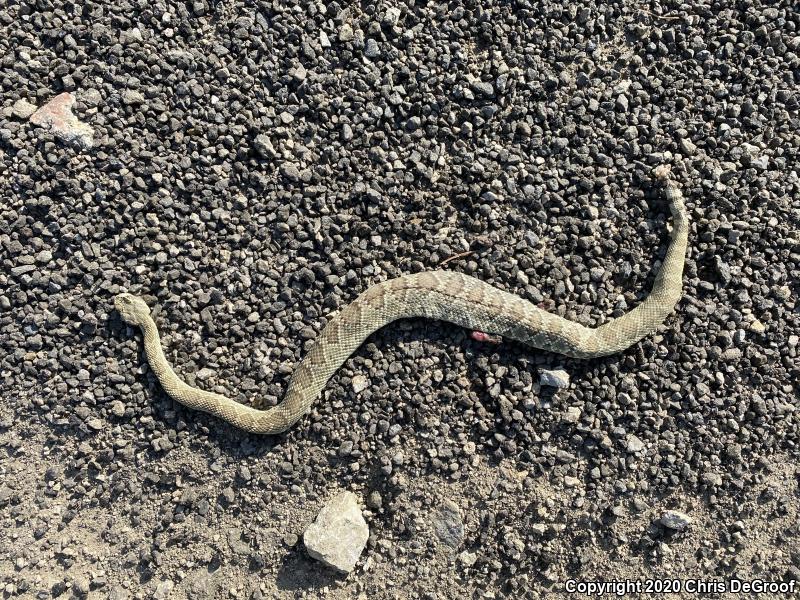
115 168 688 434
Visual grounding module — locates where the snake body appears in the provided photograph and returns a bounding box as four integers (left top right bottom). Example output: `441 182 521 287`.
115 171 688 434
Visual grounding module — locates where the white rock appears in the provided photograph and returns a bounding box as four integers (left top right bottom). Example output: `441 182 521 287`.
153 580 174 600
196 368 215 381
539 368 570 388
562 406 581 423
775 285 791 302
121 27 143 43
338 23 354 42
351 375 369 394
303 491 369 573
383 7 401 26
680 138 697 155
11 98 37 119
660 510 692 531
122 89 145 105
458 550 477 567
626 434 645 453
253 134 275 158
86 417 103 431
530 523 547 535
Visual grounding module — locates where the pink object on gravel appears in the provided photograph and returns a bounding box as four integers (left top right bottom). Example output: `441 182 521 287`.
471 331 503 344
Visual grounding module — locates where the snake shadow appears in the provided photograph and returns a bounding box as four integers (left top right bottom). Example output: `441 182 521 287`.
274 545 343 591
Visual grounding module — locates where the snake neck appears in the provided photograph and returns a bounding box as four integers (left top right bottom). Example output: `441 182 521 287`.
140 316 187 398
138 315 294 434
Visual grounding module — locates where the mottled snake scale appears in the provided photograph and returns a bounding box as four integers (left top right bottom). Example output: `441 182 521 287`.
115 168 688 434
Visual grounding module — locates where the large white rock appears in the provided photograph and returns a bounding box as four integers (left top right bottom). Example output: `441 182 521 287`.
303 491 369 574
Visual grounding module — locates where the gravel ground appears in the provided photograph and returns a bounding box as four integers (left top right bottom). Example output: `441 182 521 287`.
2 0 799 598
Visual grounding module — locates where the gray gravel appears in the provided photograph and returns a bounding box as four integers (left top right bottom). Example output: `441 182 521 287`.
1 0 799 597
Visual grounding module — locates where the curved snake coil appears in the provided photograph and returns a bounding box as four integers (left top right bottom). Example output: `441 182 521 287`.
115 168 688 434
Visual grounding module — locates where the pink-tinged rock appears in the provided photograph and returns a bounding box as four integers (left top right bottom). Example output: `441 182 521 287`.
29 92 93 149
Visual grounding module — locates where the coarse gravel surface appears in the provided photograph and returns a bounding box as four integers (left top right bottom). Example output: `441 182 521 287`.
2 0 799 598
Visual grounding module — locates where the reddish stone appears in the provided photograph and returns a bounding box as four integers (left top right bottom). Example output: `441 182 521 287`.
29 92 93 149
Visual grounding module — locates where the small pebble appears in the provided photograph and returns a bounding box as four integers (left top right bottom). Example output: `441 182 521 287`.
660 510 693 531
540 369 570 388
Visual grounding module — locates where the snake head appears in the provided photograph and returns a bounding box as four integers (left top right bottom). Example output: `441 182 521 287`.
114 293 151 326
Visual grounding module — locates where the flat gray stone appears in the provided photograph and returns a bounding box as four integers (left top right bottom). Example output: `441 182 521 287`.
80 88 103 107
660 510 692 531
303 491 368 574
470 80 495 97
280 163 301 181
364 39 380 58
183 568 221 600
254 133 275 158
432 499 464 549
539 368 570 388
11 264 36 276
